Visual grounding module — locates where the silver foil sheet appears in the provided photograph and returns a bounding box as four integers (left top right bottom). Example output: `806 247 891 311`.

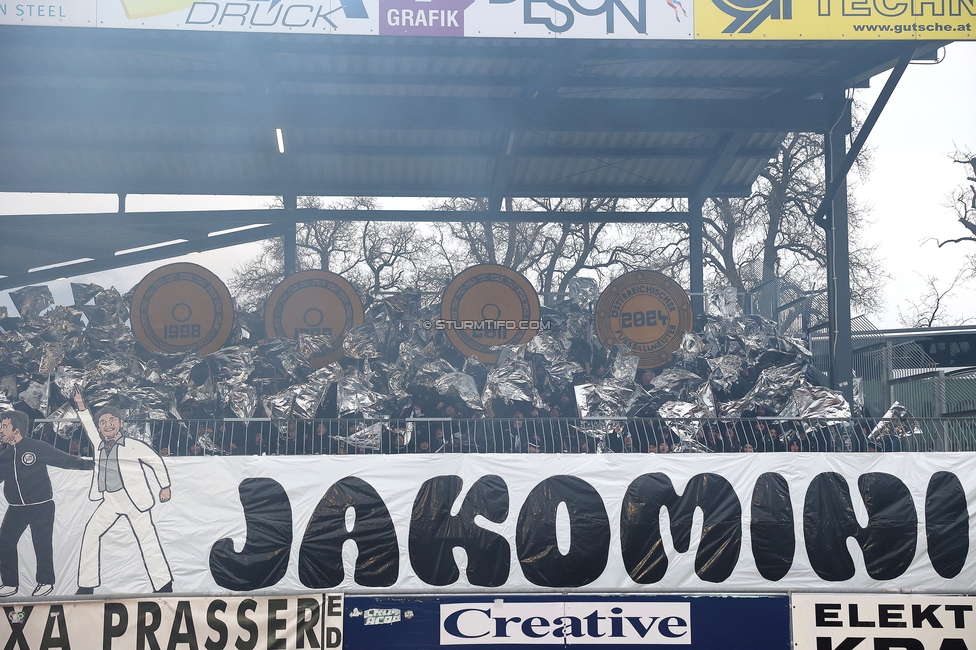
870 401 922 440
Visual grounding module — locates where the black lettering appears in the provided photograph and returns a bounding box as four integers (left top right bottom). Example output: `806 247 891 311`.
137 602 163 650
326 596 341 618
297 599 320 649
3 606 33 650
267 600 288 650
943 605 973 628
817 639 865 650
516 476 610 587
925 472 969 579
205 601 228 650
104 604 128 650
751 472 794 581
850 604 876 627
621 473 741 584
937 640 970 650
324 627 342 649
912 604 943 629
236 600 258 650
409 475 510 587
879 605 906 628
816 604 843 627
873 639 923 650
804 473 917 581
166 602 199 650
39 605 70 650
210 478 293 591
298 477 398 588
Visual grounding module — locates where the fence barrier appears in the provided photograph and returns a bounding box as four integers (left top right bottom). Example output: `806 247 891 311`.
25 416 976 457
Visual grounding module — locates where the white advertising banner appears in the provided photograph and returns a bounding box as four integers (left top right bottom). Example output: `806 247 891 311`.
792 594 976 650
0 0 694 38
0 453 974 600
1 594 344 650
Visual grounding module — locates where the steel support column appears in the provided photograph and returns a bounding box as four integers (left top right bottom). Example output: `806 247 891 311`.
689 199 705 330
283 195 297 278
824 99 854 407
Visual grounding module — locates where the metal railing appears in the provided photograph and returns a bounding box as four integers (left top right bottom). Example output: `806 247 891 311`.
24 416 976 456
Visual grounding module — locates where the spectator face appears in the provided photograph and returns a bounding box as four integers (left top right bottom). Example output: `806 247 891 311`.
641 371 652 384
790 442 800 452
445 405 456 417
743 443 755 453
316 423 327 436
434 428 444 440
160 447 170 456
623 435 633 450
190 443 202 455
0 419 21 444
69 439 80 454
419 440 430 452
658 442 669 453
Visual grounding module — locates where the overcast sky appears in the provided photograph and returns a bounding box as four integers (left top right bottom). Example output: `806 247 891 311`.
1 41 975 329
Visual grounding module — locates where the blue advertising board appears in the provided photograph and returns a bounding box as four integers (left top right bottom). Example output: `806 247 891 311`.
343 594 790 649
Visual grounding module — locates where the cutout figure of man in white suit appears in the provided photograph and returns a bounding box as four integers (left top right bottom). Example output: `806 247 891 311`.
73 390 173 594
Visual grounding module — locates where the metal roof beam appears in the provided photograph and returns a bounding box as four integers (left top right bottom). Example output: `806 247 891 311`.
0 135 777 161
692 132 750 206
0 208 692 231
0 174 757 196
1 90 846 133
0 67 874 93
0 223 289 291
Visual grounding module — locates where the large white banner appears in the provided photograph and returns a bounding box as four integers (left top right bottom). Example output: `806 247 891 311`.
0 453 974 600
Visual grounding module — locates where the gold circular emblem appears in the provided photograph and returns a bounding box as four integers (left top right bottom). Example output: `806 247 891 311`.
441 264 541 364
264 270 364 367
131 263 234 356
594 271 693 369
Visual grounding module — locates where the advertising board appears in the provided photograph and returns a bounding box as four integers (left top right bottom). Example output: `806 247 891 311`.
1 594 345 650
792 594 976 650
344 594 790 649
1 0 971 39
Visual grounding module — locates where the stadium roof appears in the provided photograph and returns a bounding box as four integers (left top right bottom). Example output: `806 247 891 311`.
0 27 942 288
